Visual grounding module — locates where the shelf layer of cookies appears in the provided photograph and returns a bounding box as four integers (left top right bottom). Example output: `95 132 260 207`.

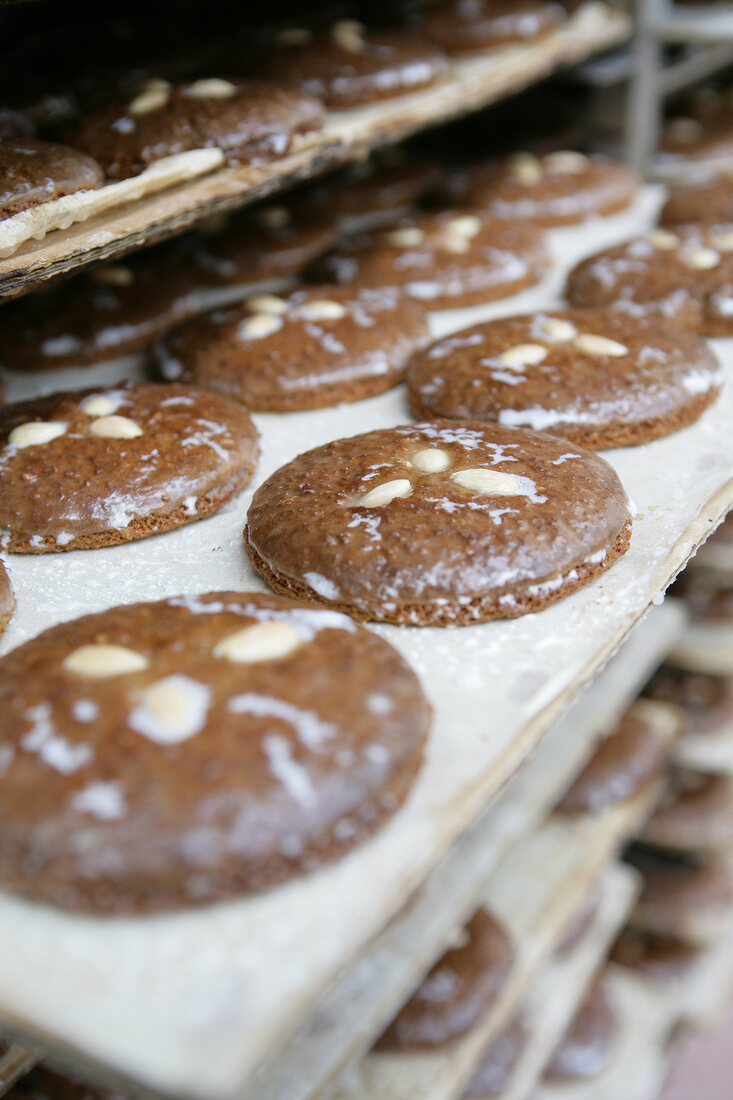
250 605 683 1100
334 782 667 1100
0 192 731 1100
0 1 629 300
495 867 638 1100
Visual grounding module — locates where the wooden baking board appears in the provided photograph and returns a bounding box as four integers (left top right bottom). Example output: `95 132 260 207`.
0 1043 40 1096
533 966 673 1100
331 778 667 1100
0 2 629 298
487 863 639 1100
0 191 731 1100
248 605 683 1100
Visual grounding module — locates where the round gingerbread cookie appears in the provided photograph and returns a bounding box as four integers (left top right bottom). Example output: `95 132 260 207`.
462 1014 528 1098
414 0 564 54
245 420 632 626
70 77 325 179
304 156 442 231
555 708 668 815
660 108 733 169
642 770 733 853
0 590 430 913
661 173 733 227
0 560 14 637
625 846 733 943
257 21 448 109
667 579 733 675
153 285 428 412
0 245 200 372
185 199 338 290
643 665 733 742
0 382 259 553
544 979 617 1082
0 138 104 219
445 151 637 226
310 211 548 309
406 308 721 448
376 910 514 1050
610 928 699 985
565 225 733 336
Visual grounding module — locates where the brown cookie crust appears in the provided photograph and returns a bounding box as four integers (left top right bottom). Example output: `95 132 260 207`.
566 225 733 336
555 709 669 815
0 138 104 219
0 245 200 372
447 152 637 226
544 979 617 1082
245 420 631 626
70 78 325 179
610 927 699 985
0 382 259 553
0 560 14 637
462 1014 529 1098
305 157 442 227
642 770 733 852
376 910 514 1050
0 591 430 913
643 665 733 739
406 308 721 448
309 210 549 309
257 25 448 109
625 846 733 939
415 0 564 54
661 174 733 226
153 285 429 412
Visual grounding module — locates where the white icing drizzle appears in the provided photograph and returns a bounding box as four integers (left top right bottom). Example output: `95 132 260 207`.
20 704 93 774
228 693 337 749
166 595 356 637
263 735 316 808
71 781 127 821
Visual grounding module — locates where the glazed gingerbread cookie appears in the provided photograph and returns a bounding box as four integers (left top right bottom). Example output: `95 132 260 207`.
643 665 733 743
406 308 721 448
153 285 428 411
257 21 448 109
642 770 733 853
445 151 637 226
565 224 733 336
555 708 668 815
70 77 325 179
0 138 104 219
310 210 549 309
0 560 14 637
0 245 200 372
414 0 565 54
0 382 258 552
462 1014 528 1098
543 979 617 1082
0 590 430 913
661 173 733 226
610 928 699 985
625 845 733 943
245 420 632 626
376 910 514 1049
304 155 442 231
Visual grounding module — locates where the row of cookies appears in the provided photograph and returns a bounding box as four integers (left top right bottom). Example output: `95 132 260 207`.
0 0 581 228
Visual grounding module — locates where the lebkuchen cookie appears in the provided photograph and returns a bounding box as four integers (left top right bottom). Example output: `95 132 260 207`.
543 978 618 1082
555 708 669 815
309 210 549 310
625 845 733 944
376 910 514 1049
406 308 721 448
0 138 103 219
661 173 733 226
566 225 733 336
461 1014 529 1097
642 769 733 853
70 77 325 179
245 420 632 626
610 927 700 985
414 0 565 54
153 285 428 411
445 151 637 226
0 383 259 552
256 21 448 109
0 591 430 913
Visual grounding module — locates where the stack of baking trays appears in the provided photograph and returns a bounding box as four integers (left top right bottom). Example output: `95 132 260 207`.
5 2 733 1099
